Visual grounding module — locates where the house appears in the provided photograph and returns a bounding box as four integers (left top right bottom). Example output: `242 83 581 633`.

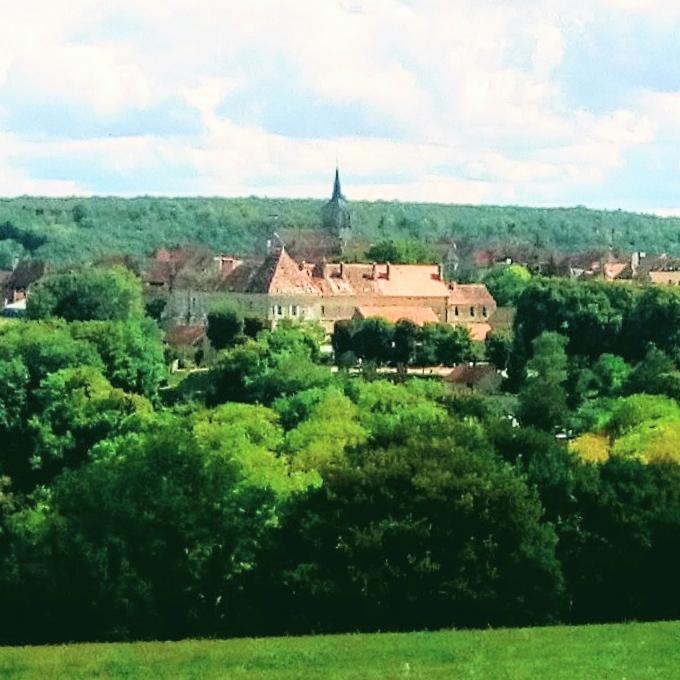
444 363 500 391
150 169 497 337
159 242 498 339
2 261 45 304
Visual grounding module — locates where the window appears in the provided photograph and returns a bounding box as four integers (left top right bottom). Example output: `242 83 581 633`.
482 306 488 318
276 304 283 316
454 306 459 317
321 305 325 315
291 304 299 317
470 306 475 317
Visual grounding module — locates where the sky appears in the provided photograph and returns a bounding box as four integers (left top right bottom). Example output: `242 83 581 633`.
0 0 679 212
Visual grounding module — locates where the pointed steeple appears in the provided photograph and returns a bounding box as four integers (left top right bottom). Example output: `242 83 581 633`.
321 166 351 237
332 166 344 201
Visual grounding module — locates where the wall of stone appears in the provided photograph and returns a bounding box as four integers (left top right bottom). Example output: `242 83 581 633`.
158 289 503 335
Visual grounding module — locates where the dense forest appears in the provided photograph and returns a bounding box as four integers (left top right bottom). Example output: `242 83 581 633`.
2 196 680 269
2 268 680 644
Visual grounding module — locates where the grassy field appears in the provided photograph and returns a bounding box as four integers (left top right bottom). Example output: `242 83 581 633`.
1 621 678 680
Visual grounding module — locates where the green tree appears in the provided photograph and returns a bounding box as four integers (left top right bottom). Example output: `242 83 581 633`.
365 238 437 264
485 330 513 370
592 353 630 397
624 346 679 397
2 409 315 642
27 266 144 322
393 319 420 365
209 329 331 406
518 332 569 431
271 424 563 633
417 323 473 366
0 321 103 388
0 239 25 269
207 304 245 350
352 318 394 364
69 319 166 398
483 264 531 306
27 366 152 484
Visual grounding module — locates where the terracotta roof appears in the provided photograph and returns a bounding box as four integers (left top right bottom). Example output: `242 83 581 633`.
143 247 221 289
247 247 322 295
449 284 495 306
461 322 492 342
354 305 440 326
445 363 497 385
217 259 263 293
321 262 450 297
166 325 206 346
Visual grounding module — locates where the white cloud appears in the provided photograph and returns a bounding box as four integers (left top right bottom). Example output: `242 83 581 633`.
0 0 673 205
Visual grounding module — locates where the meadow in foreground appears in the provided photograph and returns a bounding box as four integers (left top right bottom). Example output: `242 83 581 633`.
1 621 678 680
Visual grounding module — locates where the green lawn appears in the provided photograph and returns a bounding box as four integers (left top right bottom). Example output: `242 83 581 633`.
1 621 678 680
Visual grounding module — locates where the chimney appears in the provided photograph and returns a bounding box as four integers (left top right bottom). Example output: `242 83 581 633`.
372 262 377 280
215 256 239 279
386 262 391 280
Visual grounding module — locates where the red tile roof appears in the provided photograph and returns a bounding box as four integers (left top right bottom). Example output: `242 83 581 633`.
461 322 492 342
321 262 450 297
449 284 495 306
249 248 322 296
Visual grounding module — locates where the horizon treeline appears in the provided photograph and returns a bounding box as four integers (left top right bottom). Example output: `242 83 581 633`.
2 196 680 270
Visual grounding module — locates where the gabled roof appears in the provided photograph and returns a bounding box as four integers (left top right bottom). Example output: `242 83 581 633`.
354 305 439 326
449 284 495 307
217 259 263 293
248 247 322 296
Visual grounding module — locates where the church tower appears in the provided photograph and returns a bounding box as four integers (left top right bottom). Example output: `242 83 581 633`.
321 167 351 240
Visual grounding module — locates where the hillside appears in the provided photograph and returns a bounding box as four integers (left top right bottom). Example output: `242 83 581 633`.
2 196 680 269
1 621 677 679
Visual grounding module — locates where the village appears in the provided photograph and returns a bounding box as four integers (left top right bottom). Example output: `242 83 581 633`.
4 169 680 385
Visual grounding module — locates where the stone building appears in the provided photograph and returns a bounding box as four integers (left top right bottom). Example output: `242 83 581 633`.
154 243 497 340
145 168 497 341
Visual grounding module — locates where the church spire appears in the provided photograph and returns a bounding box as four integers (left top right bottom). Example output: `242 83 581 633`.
332 166 344 201
321 166 351 238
